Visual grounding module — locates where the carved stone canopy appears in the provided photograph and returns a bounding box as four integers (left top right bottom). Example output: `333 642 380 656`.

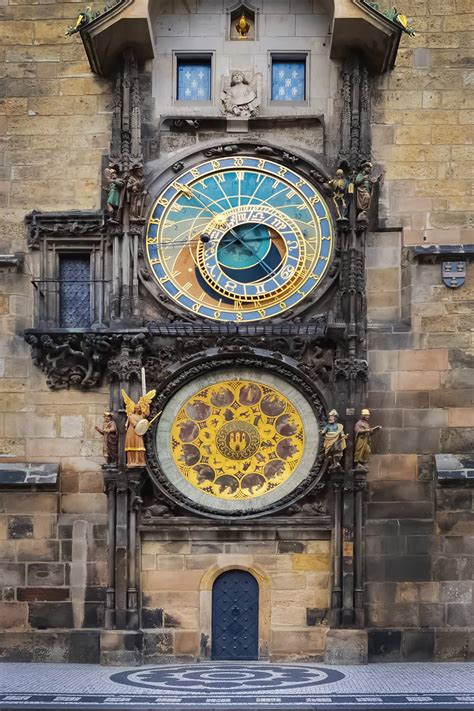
74 0 405 77
79 0 154 76
330 0 406 73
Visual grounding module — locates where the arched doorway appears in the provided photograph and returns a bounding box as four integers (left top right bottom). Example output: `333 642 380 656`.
211 569 259 660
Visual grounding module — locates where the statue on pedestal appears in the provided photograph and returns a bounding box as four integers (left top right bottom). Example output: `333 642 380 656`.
321 409 347 468
221 70 261 118
122 389 156 468
354 161 382 223
104 166 125 224
324 167 352 220
354 408 382 468
95 411 118 465
127 168 147 221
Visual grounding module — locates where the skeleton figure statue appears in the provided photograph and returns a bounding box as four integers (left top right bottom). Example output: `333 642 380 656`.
324 167 352 220
121 389 156 468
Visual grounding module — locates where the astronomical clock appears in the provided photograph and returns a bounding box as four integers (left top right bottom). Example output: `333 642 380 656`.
145 155 334 323
142 146 339 519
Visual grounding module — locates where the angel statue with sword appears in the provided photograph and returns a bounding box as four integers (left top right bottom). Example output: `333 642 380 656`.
121 389 157 468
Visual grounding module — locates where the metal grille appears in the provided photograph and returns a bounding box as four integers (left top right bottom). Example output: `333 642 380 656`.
212 570 259 660
59 255 91 328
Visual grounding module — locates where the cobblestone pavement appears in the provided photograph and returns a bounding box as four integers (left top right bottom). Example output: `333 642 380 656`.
0 662 473 710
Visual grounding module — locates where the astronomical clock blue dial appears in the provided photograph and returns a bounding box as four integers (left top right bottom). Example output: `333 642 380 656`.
146 155 334 322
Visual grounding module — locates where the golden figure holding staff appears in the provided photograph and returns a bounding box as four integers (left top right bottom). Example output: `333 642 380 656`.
354 408 381 468
121 389 156 468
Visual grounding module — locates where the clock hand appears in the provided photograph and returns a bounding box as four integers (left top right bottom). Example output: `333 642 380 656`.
219 230 275 277
180 184 275 277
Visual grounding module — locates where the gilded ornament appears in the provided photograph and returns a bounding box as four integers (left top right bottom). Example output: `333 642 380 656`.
170 379 304 500
235 11 251 38
145 155 334 322
122 389 156 468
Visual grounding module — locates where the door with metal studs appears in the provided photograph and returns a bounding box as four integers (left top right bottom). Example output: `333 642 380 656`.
211 570 259 660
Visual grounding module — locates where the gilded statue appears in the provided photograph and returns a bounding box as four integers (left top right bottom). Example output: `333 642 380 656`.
95 411 118 465
221 70 261 118
235 11 251 38
65 6 95 35
121 389 156 468
354 408 382 468
321 409 347 468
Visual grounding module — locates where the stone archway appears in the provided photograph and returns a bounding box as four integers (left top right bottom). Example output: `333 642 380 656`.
200 564 271 660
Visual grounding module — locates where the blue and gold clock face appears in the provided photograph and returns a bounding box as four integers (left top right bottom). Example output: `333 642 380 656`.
146 155 334 322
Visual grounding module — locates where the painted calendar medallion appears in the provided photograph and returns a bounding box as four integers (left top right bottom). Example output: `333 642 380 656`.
146 155 334 322
155 368 320 514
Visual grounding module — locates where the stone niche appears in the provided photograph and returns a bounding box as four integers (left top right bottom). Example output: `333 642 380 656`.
139 525 332 662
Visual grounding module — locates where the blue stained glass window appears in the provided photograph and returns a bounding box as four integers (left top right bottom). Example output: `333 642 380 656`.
271 59 306 101
59 255 91 328
177 59 211 101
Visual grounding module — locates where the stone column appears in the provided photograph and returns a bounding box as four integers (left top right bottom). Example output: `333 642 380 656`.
127 471 145 629
330 475 343 627
354 470 367 628
103 471 117 629
107 339 144 630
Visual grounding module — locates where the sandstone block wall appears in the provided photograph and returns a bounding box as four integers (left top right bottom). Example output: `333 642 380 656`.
0 485 107 662
0 1 111 650
366 228 473 662
140 534 331 661
373 0 474 246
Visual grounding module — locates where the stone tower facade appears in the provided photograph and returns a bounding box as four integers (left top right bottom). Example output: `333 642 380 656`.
0 0 472 664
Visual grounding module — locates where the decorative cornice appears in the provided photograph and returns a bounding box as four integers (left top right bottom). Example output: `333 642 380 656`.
25 210 105 249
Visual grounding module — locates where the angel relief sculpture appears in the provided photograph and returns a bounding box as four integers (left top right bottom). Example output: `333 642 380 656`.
221 70 261 118
121 389 156 468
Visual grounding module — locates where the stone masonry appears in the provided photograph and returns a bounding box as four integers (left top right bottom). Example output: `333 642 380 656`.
0 0 473 664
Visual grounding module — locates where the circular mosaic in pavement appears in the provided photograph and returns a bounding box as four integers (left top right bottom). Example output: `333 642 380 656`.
110 664 345 692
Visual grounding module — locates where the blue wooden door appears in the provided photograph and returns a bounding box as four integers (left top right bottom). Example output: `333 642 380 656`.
211 570 259 660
